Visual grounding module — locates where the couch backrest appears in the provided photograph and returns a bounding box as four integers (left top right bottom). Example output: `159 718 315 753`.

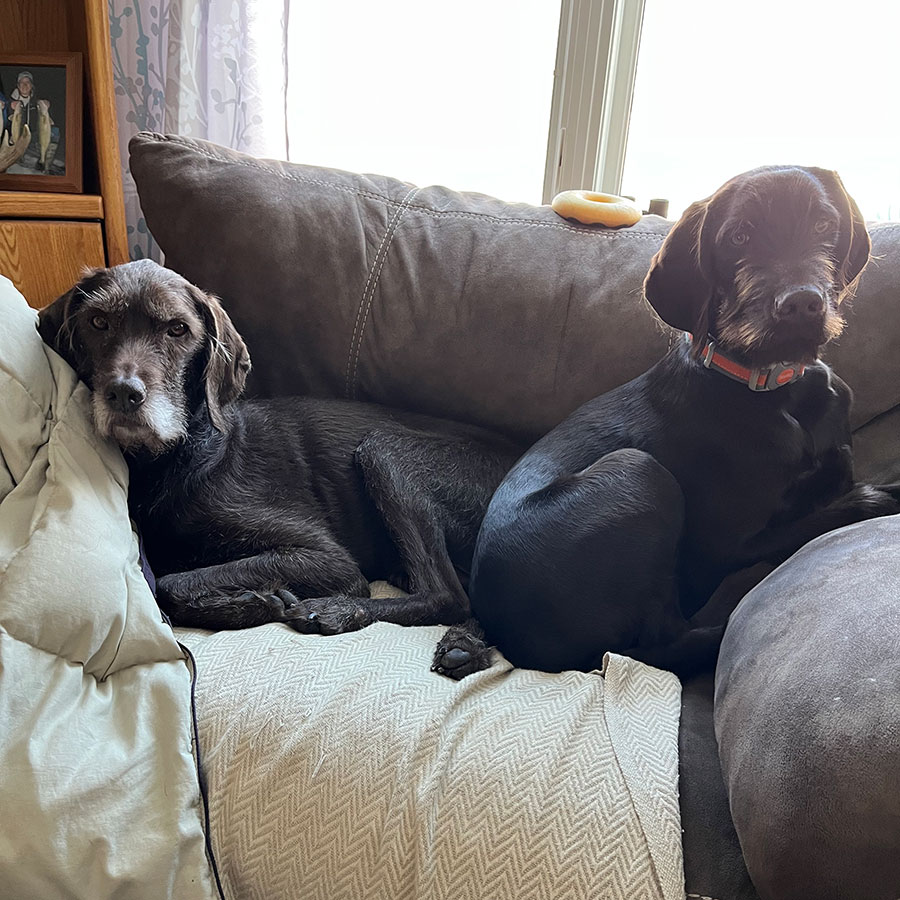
129 134 900 477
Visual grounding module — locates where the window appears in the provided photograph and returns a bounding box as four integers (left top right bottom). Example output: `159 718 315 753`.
621 0 900 220
285 0 561 204
282 1 899 220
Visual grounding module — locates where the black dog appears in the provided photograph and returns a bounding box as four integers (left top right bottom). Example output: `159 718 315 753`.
38 260 521 677
460 166 900 676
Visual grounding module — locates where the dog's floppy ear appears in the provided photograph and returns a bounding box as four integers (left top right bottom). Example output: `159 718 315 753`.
805 167 871 297
188 284 251 431
37 283 88 375
643 199 713 335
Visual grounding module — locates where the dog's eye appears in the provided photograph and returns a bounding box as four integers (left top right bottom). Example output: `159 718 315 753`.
731 230 750 247
814 219 833 234
90 315 109 331
167 322 188 337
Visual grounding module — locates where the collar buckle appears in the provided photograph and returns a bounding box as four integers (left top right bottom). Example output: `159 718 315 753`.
748 363 805 392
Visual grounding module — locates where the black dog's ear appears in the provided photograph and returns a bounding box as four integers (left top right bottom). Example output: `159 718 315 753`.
643 199 713 335
805 167 871 298
37 284 88 375
188 285 251 431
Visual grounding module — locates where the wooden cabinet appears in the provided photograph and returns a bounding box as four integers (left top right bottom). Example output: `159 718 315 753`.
0 0 128 309
0 218 105 302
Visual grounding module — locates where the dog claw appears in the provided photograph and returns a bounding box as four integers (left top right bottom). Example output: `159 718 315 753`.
275 588 300 608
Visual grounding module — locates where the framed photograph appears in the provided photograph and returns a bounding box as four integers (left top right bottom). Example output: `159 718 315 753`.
0 52 82 193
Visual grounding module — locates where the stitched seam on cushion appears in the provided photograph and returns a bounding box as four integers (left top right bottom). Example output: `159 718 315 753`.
146 135 665 239
405 207 665 236
344 186 419 398
347 188 419 400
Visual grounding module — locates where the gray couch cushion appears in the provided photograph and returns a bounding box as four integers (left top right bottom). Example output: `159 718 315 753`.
129 133 900 475
680 673 760 900
715 515 900 900
129 133 672 443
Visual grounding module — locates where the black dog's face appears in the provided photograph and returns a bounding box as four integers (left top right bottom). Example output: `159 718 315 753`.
704 172 845 364
39 260 250 454
644 166 871 366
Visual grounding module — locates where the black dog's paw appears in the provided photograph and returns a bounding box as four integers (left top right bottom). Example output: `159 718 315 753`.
852 483 900 516
431 627 493 680
154 574 204 618
154 581 297 629
280 595 375 635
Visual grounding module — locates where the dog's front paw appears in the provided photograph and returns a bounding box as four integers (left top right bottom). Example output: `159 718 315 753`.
431 626 493 680
155 574 208 619
280 594 375 635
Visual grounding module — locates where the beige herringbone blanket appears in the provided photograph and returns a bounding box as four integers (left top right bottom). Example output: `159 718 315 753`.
179 613 683 900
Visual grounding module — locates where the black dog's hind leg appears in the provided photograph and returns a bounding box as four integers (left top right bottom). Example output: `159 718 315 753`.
270 429 514 656
347 430 513 675
469 448 690 675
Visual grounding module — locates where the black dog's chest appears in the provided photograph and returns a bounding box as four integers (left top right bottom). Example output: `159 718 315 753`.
671 413 805 526
664 367 851 577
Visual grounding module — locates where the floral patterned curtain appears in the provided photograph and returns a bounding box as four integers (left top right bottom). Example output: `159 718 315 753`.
108 0 287 260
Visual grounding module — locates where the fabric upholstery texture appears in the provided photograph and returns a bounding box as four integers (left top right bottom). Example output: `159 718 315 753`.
679 674 759 900
0 276 216 900
716 515 900 900
178 602 684 900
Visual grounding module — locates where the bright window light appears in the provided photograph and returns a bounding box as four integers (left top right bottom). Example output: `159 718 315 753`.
286 0 561 204
622 0 900 221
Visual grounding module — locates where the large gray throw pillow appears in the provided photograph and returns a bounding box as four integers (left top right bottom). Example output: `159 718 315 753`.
716 515 900 900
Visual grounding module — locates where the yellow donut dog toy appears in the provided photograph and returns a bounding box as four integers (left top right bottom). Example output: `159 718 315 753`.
551 190 642 227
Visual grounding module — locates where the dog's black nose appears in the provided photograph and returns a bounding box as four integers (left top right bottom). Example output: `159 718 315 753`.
106 377 147 413
774 288 825 322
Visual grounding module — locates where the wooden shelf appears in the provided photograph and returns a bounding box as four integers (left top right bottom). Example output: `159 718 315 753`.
0 192 104 220
0 0 128 307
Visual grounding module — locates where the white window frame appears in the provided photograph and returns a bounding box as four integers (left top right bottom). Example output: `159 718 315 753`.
542 0 646 203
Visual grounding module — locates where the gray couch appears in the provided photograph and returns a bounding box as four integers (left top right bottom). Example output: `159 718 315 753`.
130 132 900 900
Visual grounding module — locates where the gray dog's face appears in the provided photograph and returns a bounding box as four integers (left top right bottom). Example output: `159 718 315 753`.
644 166 872 367
39 260 251 454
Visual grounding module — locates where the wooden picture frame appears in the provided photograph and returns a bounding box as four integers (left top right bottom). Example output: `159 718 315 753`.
0 51 83 193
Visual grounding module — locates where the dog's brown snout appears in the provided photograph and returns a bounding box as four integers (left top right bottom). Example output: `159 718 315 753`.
774 287 825 323
106 376 147 414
